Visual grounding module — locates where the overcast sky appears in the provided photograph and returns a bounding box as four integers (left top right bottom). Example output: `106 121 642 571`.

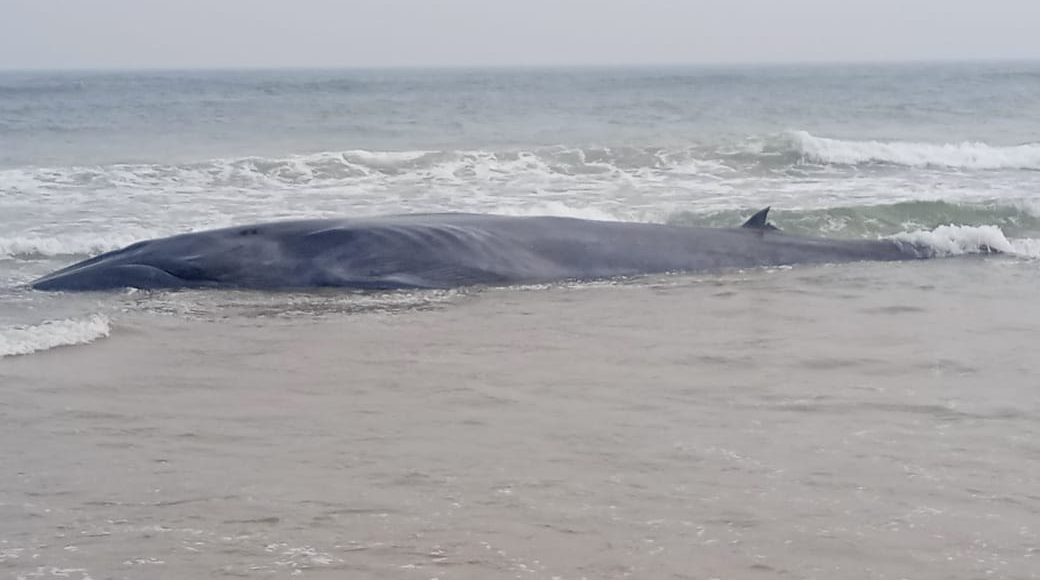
3 0 1039 70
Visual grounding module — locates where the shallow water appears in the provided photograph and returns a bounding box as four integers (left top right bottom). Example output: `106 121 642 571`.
2 259 1039 579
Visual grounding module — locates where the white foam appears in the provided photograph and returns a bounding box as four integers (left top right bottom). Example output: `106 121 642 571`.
887 225 1029 257
789 131 1040 170
341 149 432 166
0 233 150 258
0 314 111 358
0 145 731 194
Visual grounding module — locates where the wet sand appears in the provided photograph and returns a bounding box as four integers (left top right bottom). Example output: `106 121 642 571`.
2 259 1039 579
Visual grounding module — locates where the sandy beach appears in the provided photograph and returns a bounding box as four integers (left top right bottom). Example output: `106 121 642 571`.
3 259 1038 579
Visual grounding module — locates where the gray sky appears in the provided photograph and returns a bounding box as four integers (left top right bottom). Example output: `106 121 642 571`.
3 0 1039 70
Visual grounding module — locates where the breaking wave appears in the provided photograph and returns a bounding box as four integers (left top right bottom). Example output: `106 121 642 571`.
0 314 111 358
787 131 1040 170
667 200 1040 238
0 232 156 259
0 146 730 192
889 225 1019 257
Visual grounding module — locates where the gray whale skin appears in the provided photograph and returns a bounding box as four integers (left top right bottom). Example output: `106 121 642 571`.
33 209 947 292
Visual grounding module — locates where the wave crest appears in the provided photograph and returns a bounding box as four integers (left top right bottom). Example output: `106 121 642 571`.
788 131 1040 170
0 314 111 358
888 225 1040 258
0 146 730 192
0 233 152 259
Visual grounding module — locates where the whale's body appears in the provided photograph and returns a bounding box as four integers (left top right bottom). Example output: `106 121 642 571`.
32 210 935 292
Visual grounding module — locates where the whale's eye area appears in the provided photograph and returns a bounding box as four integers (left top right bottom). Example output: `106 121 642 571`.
239 228 260 236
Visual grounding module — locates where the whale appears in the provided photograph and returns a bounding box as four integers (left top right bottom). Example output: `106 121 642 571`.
31 208 960 292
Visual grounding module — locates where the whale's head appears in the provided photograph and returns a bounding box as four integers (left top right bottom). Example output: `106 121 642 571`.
30 222 298 291
30 220 399 291
31 234 222 291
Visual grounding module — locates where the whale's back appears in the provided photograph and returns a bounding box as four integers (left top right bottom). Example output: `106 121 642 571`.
31 213 922 291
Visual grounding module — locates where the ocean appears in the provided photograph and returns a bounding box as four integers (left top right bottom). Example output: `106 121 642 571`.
1 63 1039 579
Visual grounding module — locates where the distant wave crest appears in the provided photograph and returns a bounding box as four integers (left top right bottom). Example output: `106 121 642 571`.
0 146 730 192
0 314 111 358
788 131 1040 170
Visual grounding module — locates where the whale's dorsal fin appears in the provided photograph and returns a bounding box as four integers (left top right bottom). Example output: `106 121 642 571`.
741 207 778 231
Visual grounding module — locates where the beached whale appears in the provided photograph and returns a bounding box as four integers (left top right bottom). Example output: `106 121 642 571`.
32 209 958 292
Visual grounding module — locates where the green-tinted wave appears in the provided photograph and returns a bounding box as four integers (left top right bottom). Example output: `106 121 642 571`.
666 201 1040 238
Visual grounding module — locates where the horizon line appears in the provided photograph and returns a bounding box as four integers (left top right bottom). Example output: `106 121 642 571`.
2 56 1039 74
